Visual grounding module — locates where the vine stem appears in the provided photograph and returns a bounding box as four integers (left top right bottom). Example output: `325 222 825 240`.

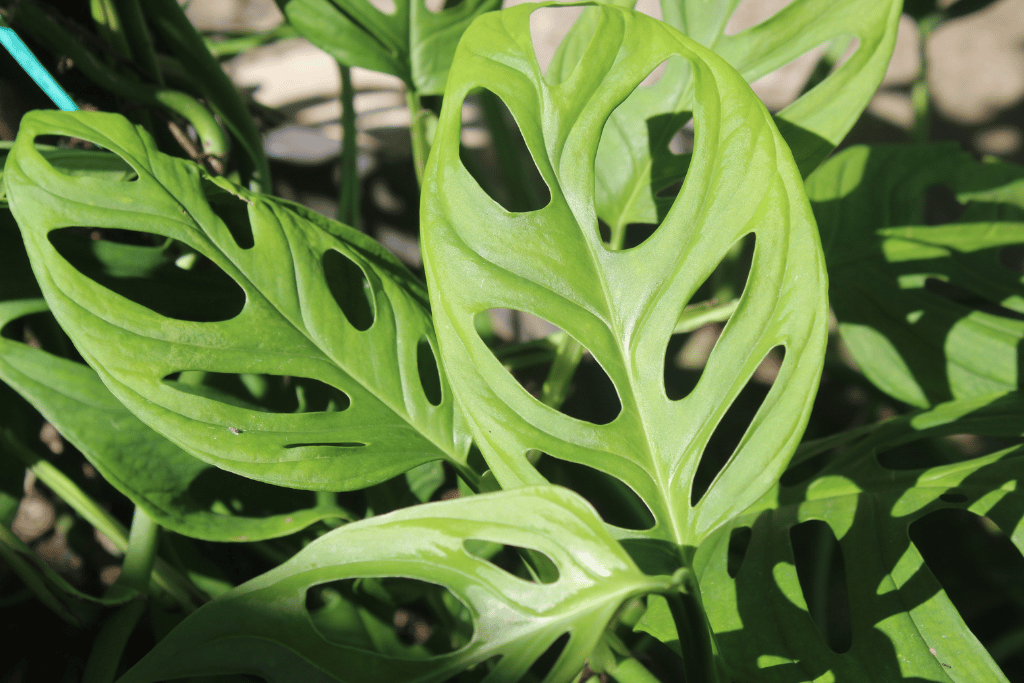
407 88 431 185
665 569 728 683
83 507 159 683
338 64 360 227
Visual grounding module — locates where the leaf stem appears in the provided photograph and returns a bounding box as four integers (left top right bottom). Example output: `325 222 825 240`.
0 429 197 611
82 507 160 683
665 569 727 683
204 24 297 58
145 0 271 190
338 63 360 227
407 89 431 185
911 12 941 143
113 0 163 85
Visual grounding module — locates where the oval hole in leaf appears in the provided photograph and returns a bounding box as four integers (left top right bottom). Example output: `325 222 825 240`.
458 89 550 213
874 435 1024 470
417 337 443 406
48 227 246 322
789 519 853 653
910 508 1024 672
463 539 559 584
162 371 350 413
184 466 317 517
305 578 472 655
690 345 785 505
940 491 970 504
727 526 752 578
527 632 571 682
367 0 396 15
201 178 254 249
476 310 621 424
323 249 376 331
529 6 585 80
538 454 654 530
424 0 464 14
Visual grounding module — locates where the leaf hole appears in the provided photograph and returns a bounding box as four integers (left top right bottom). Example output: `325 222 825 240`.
463 539 559 584
201 178 254 250
305 578 472 655
366 0 397 15
527 632 571 682
724 0 798 36
417 337 443 406
161 371 350 413
47 149 138 181
910 508 1024 671
638 58 670 88
537 454 655 530
184 467 317 518
664 323 723 401
727 526 752 578
424 0 464 13
459 89 550 212
324 249 376 331
940 491 969 504
690 345 784 505
529 6 585 80
47 227 246 322
923 184 966 226
789 519 853 653
669 118 695 156
284 442 365 448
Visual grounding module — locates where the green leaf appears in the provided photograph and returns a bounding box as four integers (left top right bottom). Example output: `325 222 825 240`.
118 486 670 683
276 0 501 95
808 144 1024 408
550 0 900 237
422 2 828 545
696 392 1024 682
0 145 138 206
5 110 471 492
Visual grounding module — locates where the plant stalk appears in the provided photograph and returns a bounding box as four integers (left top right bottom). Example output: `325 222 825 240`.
407 89 431 185
339 63 360 227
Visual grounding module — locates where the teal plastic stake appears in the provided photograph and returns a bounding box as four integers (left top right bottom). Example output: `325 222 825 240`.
0 25 79 111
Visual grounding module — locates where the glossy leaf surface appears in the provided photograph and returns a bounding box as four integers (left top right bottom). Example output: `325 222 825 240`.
809 144 1024 408
119 486 670 683
277 0 501 94
696 392 1024 682
5 111 468 492
423 2 828 544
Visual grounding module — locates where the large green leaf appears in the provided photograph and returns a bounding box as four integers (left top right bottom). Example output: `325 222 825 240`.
694 392 1024 682
0 208 348 540
549 0 900 240
4 110 470 492
276 0 501 95
118 486 670 683
422 2 828 546
808 144 1024 408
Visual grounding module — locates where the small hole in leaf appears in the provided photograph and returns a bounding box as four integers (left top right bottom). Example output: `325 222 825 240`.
477 310 621 424
417 337 443 406
201 178 254 250
324 249 375 331
724 0 797 36
789 519 853 653
366 0 396 15
463 540 559 584
47 149 138 181
597 218 612 244
664 233 755 402
184 467 317 518
305 578 472 655
669 119 695 156
923 184 966 226
538 454 655 530
727 526 752 578
638 59 670 88
527 632 571 682
162 371 350 413
529 6 586 80
459 89 550 212
690 345 784 505
424 0 464 13
940 492 970 504
48 227 246 322
875 435 1024 470
911 508 1024 673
